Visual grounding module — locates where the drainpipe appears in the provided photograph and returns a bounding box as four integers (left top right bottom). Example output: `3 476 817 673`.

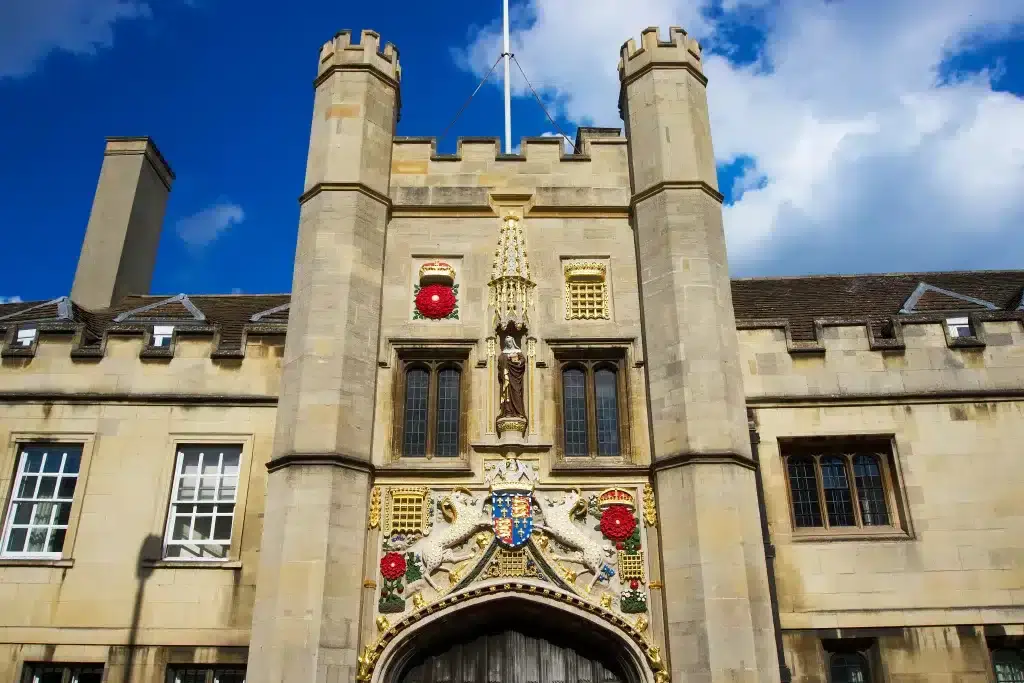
748 408 792 683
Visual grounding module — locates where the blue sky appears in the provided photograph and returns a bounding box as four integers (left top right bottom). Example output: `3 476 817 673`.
0 0 1022 304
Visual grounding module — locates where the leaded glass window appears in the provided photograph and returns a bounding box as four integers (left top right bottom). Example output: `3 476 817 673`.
556 354 628 459
402 367 430 457
562 368 588 457
782 440 899 532
21 663 103 683
994 650 1024 683
2 444 82 558
829 653 869 683
167 667 246 683
396 355 467 459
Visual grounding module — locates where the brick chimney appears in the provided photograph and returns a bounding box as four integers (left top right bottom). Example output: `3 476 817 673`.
70 137 174 310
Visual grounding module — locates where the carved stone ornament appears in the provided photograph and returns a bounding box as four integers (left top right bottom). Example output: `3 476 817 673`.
368 457 663 681
642 482 657 527
368 486 381 529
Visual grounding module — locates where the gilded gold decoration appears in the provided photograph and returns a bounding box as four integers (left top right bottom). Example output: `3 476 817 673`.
356 644 379 682
597 487 636 510
368 486 381 529
363 579 377 589
642 483 657 527
418 261 456 285
564 261 609 320
649 581 663 590
383 487 430 536
475 532 491 550
600 594 613 609
496 416 528 435
376 616 390 633
634 615 648 633
617 550 646 582
536 534 549 551
412 592 426 610
489 214 535 328
484 549 539 578
646 646 670 683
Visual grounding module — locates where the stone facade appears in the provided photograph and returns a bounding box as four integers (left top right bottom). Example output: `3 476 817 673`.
1 25 1023 683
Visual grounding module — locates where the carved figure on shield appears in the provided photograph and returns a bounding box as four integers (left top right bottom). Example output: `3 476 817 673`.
497 334 527 422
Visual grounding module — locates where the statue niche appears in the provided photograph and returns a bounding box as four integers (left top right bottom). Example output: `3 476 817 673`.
496 330 528 438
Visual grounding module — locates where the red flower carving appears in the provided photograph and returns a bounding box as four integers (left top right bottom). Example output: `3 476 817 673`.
600 505 637 542
415 284 457 319
380 552 407 580
630 579 639 590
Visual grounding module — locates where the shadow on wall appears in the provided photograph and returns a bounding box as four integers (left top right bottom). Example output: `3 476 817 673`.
122 534 162 683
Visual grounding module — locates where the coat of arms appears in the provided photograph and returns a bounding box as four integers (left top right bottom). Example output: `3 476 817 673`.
487 457 537 549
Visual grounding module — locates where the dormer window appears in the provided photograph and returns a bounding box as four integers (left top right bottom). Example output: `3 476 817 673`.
16 327 37 347
152 325 175 348
945 317 972 338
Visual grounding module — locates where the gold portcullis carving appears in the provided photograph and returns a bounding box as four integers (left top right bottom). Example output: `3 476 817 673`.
368 486 381 529
643 482 657 527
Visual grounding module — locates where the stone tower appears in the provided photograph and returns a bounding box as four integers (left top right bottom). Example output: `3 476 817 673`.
245 30 401 683
619 28 781 681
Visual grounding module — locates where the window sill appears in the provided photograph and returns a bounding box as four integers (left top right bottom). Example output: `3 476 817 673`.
790 527 911 543
551 458 647 475
141 559 242 570
379 458 473 476
0 557 74 568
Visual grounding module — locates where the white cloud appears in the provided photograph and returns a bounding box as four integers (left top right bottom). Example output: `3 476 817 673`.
458 0 1024 275
0 0 154 79
539 131 576 153
0 296 23 304
175 202 245 248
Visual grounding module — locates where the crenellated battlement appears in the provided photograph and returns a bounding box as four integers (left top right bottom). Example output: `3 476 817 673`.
618 26 703 83
388 136 631 206
317 29 401 83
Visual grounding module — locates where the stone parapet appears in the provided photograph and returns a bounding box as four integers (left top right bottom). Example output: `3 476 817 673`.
618 26 704 85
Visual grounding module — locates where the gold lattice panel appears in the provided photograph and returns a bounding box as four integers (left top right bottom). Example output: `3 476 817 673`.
565 280 609 320
618 550 645 582
485 549 539 578
383 487 430 536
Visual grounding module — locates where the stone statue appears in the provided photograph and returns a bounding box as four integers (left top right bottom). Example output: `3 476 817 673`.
497 335 527 421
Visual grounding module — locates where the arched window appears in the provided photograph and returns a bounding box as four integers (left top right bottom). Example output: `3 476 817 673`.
994 650 1024 683
395 353 468 459
594 368 620 456
435 367 461 457
829 653 870 683
853 454 889 526
787 456 822 528
562 368 588 457
782 440 900 533
555 352 629 459
402 367 430 457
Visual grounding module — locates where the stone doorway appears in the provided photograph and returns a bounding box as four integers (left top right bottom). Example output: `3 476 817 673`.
383 599 641 683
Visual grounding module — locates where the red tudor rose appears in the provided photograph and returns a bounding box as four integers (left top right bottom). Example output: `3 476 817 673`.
415 284 457 319
380 552 407 580
600 504 637 542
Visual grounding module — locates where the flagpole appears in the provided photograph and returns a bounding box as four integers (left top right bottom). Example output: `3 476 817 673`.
502 0 512 154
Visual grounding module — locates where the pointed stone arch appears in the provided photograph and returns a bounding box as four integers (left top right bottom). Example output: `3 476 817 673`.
370 591 656 683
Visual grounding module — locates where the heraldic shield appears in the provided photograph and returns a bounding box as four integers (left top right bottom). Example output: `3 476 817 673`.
491 489 533 549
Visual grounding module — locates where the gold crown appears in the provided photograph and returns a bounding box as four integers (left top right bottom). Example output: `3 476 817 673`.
419 261 456 285
563 261 606 281
596 487 635 510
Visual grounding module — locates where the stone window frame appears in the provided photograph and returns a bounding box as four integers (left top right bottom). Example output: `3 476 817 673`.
780 436 909 541
148 433 255 569
390 346 471 462
0 432 97 568
20 662 105 683
551 346 632 462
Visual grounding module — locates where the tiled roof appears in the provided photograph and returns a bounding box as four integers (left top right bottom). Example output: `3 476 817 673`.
0 270 1020 351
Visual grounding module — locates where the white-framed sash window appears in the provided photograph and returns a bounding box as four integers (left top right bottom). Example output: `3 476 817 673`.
2 444 82 558
163 445 241 560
